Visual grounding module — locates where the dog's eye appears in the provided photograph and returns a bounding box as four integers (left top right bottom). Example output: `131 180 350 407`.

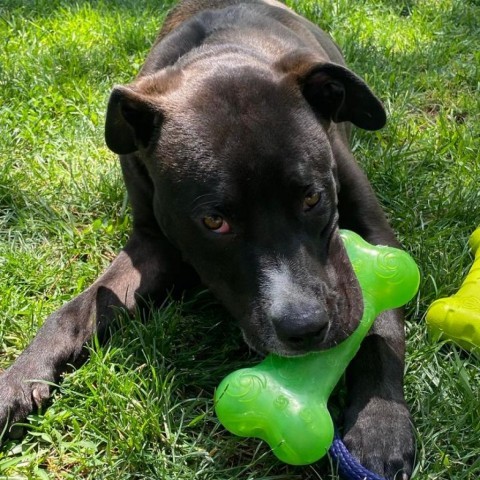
202 215 231 233
303 191 321 210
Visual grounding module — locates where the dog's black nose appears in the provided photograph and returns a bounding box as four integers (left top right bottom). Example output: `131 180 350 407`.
273 303 329 350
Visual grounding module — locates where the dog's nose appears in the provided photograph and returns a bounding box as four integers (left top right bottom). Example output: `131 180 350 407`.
273 303 329 349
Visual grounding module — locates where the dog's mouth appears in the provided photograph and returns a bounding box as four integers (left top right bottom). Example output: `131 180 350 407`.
241 230 364 356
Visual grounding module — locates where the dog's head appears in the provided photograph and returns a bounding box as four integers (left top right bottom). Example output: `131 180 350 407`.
105 51 386 356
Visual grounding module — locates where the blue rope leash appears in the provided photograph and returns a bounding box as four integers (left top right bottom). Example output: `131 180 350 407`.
329 432 386 480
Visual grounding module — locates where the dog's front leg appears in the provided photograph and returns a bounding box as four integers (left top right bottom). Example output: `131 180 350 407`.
0 229 193 436
342 309 414 480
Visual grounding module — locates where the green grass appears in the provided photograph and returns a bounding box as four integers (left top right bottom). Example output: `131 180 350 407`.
0 0 479 478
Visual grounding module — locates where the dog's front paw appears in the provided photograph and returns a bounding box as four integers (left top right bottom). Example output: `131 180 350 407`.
343 397 414 480
0 367 51 439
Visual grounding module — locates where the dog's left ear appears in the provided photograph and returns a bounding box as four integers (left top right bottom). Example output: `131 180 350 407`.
299 63 386 131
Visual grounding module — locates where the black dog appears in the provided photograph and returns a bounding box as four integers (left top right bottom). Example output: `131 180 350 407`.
0 1 414 478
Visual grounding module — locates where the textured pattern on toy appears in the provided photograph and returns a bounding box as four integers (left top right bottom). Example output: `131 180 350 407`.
426 227 480 351
214 230 420 466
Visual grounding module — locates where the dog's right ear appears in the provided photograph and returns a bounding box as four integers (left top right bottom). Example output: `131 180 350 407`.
105 86 163 155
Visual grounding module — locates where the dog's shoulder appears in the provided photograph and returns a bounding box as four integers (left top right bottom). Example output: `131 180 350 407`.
140 0 298 76
140 0 344 77
158 0 288 41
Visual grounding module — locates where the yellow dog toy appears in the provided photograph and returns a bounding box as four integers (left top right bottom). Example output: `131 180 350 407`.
426 227 480 352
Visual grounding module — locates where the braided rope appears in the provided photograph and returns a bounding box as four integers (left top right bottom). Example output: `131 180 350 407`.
329 432 386 480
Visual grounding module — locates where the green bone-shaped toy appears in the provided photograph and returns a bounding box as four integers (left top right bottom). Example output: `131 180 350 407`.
214 230 420 466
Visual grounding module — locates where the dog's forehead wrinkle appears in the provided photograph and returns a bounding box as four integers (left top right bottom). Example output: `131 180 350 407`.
175 42 271 73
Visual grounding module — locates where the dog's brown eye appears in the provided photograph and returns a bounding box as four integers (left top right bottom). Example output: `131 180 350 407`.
203 215 223 229
304 191 321 210
202 215 231 233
